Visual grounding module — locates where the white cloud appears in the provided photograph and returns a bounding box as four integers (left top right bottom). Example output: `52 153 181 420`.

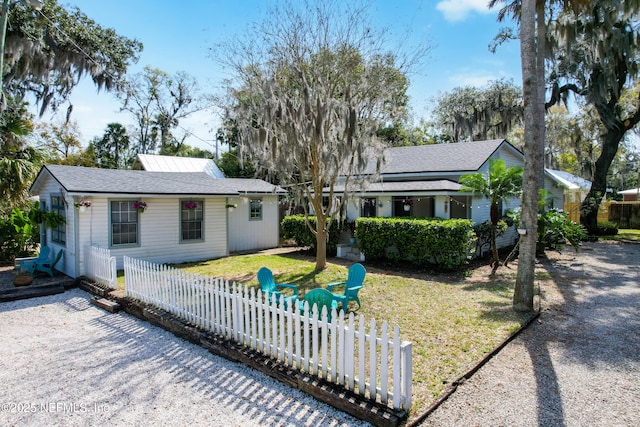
435 0 494 22
448 69 512 88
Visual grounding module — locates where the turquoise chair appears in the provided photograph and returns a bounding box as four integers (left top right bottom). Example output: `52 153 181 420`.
300 288 337 322
257 267 299 307
18 246 51 273
32 249 64 277
327 263 365 311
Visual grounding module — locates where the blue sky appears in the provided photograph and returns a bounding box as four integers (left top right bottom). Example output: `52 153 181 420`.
48 0 521 152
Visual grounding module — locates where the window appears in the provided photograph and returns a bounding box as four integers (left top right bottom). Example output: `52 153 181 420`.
450 196 471 219
361 198 377 217
50 195 66 245
249 198 262 220
181 200 204 242
111 201 139 246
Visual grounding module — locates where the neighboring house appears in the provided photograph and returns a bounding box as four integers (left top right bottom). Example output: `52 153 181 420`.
620 187 640 202
325 139 566 248
30 164 284 279
545 169 592 203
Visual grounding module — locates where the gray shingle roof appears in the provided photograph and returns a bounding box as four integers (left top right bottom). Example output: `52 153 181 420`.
327 180 462 194
363 139 510 175
37 165 283 196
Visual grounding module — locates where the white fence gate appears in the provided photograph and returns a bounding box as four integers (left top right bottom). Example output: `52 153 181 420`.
124 256 412 410
85 246 117 289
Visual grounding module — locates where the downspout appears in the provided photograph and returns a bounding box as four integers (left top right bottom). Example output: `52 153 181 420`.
74 197 80 279
225 197 230 256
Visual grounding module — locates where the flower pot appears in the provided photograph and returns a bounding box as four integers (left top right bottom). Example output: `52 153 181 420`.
79 206 88 213
404 205 411 211
13 274 33 287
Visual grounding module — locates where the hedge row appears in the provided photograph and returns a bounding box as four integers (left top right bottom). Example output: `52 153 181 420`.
355 217 476 269
281 215 341 256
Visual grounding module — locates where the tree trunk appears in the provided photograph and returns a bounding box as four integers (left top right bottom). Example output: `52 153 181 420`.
514 0 543 313
490 224 499 274
490 202 500 273
315 225 328 271
580 124 624 234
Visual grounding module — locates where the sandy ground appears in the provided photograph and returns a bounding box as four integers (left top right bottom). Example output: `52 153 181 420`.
1 241 639 426
424 241 640 426
0 289 368 427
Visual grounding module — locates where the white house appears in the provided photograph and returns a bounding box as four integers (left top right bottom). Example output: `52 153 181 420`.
326 139 566 248
30 164 284 279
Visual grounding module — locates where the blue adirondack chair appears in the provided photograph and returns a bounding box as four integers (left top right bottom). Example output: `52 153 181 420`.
32 249 64 277
18 246 51 273
327 263 366 311
257 267 299 307
300 288 337 322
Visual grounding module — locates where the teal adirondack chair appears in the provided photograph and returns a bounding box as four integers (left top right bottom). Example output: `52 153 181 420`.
300 288 337 322
257 267 299 307
327 263 366 311
18 246 51 273
32 249 64 277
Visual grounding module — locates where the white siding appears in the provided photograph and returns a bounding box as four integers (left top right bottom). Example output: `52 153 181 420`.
227 195 280 252
36 175 76 278
75 197 228 273
544 175 565 209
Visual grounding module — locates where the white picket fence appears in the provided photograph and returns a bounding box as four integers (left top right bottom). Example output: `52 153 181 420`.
123 255 412 410
85 246 117 289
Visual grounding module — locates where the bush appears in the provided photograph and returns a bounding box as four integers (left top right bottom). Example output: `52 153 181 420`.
281 215 341 256
473 220 508 257
537 209 586 252
596 221 619 236
355 217 476 270
0 208 40 262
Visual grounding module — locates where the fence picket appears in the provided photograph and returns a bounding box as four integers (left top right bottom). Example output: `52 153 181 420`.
380 322 390 403
346 313 355 390
122 256 411 410
358 317 366 396
85 246 117 289
369 318 378 401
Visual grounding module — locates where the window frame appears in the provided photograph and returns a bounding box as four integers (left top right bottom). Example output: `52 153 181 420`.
361 197 378 218
249 198 263 221
109 200 140 248
50 194 66 245
180 199 204 243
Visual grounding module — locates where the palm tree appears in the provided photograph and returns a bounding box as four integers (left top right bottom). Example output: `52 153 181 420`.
459 159 523 274
0 98 42 212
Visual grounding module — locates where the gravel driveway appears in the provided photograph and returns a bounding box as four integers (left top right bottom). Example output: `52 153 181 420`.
425 241 640 426
2 241 638 427
0 289 367 427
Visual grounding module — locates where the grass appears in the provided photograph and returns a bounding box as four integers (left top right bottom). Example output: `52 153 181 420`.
599 228 640 243
166 251 535 419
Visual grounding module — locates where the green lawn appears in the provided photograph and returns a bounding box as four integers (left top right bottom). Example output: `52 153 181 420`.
169 251 535 418
600 228 640 243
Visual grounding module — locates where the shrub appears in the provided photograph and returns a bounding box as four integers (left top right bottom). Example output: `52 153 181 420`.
355 217 476 270
281 215 341 255
596 221 619 236
537 209 586 252
473 220 508 257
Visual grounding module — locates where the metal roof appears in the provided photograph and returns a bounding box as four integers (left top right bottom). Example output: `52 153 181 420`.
136 154 225 178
